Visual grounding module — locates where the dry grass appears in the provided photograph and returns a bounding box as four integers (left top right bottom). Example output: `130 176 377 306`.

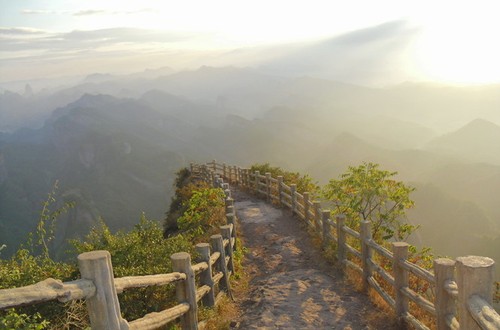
201 294 240 330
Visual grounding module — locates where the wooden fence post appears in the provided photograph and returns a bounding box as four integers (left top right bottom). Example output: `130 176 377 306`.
77 250 127 330
223 163 227 179
237 167 241 185
336 214 346 265
322 210 331 250
456 256 495 330
265 172 271 202
393 242 409 327
196 243 215 307
226 212 237 250
360 221 372 292
190 162 194 173
221 225 235 274
212 159 216 172
171 252 198 330
210 234 233 300
223 184 231 199
210 171 215 187
303 192 310 224
277 176 283 206
313 201 322 234
290 184 297 215
434 258 456 330
254 171 260 194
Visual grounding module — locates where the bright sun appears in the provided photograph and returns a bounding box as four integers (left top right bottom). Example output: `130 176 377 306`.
410 1 500 84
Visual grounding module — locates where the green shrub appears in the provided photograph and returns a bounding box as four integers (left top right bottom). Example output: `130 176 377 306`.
249 163 319 195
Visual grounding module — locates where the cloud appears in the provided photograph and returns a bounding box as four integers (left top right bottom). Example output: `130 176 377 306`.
258 20 421 85
332 20 417 46
21 8 155 17
0 27 47 35
73 10 106 16
21 9 63 15
0 27 205 56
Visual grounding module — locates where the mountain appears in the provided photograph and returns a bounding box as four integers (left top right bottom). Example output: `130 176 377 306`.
426 119 500 164
0 94 191 257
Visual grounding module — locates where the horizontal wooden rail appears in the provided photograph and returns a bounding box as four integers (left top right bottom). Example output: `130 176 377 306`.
128 303 190 330
368 276 395 309
467 294 500 329
115 273 186 293
399 260 435 284
400 286 437 316
0 278 96 309
342 225 360 239
367 258 394 287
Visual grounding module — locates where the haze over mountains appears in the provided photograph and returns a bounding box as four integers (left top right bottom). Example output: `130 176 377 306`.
1 64 499 268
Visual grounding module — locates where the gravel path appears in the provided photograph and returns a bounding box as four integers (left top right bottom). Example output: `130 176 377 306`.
232 189 398 329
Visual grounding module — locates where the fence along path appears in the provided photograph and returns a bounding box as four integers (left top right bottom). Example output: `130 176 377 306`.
204 160 500 330
0 169 238 330
1 161 499 329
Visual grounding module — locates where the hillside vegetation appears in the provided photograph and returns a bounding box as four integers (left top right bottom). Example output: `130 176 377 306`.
0 169 238 329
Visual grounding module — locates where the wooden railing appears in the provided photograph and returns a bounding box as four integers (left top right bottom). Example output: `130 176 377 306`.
203 160 500 330
0 169 238 330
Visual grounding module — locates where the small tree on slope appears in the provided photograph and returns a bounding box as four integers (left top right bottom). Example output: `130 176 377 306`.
322 162 417 243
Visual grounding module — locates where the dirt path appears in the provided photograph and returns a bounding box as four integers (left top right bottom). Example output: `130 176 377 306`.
232 189 398 329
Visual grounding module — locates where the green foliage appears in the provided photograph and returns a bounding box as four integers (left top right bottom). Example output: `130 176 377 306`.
0 309 49 330
0 248 77 328
163 167 217 236
71 214 196 320
250 163 319 195
177 188 226 237
26 180 75 259
322 162 417 242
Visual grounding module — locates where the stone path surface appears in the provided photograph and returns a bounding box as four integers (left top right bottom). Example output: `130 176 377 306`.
232 189 398 329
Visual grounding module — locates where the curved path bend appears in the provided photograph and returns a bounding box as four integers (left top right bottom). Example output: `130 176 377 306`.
232 188 398 330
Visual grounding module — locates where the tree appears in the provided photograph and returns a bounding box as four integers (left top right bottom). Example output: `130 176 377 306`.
322 162 417 242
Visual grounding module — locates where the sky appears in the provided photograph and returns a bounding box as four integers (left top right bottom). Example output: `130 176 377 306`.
1 0 500 85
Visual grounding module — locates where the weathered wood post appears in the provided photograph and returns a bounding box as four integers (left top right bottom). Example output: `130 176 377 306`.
313 201 322 234
226 211 237 250
223 184 231 199
303 192 310 224
225 197 234 214
434 258 457 330
336 214 346 265
290 184 297 215
210 171 215 187
360 220 372 292
78 251 127 330
321 210 331 250
254 171 260 195
265 173 272 202
393 242 409 327
221 225 235 274
190 162 194 173
456 256 495 330
196 243 215 307
223 163 227 179
212 159 217 172
277 176 284 206
237 166 241 185
210 234 233 300
171 252 198 330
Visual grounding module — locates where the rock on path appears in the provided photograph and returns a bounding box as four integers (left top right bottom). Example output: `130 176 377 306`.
233 189 397 330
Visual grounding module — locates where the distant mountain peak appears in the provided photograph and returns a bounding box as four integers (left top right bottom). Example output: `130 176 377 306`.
462 118 500 131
